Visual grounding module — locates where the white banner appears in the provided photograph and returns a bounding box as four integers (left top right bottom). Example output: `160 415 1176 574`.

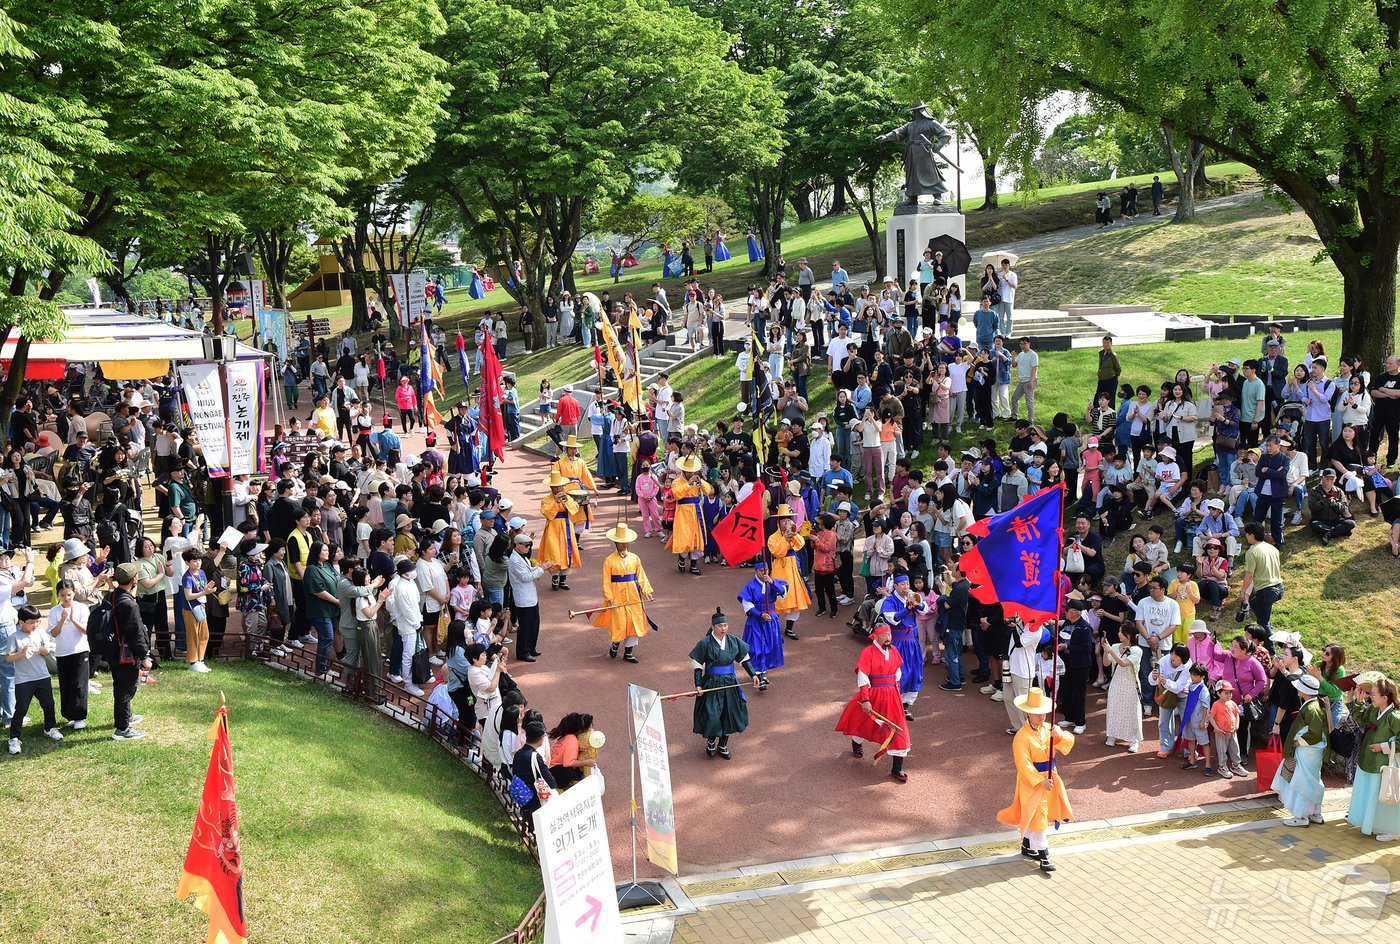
407 271 428 326
628 684 679 874
390 273 409 327
178 363 230 477
224 360 265 475
533 775 622 944
250 279 266 316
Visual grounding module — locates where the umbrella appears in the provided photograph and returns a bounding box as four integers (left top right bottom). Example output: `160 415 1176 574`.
925 234 972 278
982 250 1020 267
1380 494 1400 526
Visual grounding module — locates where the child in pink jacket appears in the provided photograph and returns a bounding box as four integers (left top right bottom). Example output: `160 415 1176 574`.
634 463 662 537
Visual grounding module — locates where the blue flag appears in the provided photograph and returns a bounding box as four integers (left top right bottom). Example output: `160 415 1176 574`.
957 484 1065 628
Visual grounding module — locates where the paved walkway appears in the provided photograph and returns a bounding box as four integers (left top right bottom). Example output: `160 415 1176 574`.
627 792 1397 944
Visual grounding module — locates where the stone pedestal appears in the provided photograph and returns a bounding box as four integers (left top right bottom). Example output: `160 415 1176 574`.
885 207 967 296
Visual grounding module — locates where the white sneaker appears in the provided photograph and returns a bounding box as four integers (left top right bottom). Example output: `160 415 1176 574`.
1142 705 1152 717
990 691 1004 702
43 728 63 741
1290 512 1302 525
111 728 147 741
1284 816 1311 827
1105 737 1116 746
299 634 316 645
404 684 425 697
1173 541 1183 553
1308 813 1324 824
1126 741 1140 753
1377 834 1398 842
194 662 211 674
288 640 305 649
7 738 19 754
88 680 102 694
271 645 289 656
980 684 998 694
387 674 405 684
130 715 144 725
429 656 443 667
68 720 86 731
837 595 854 605
1073 725 1085 734
1056 720 1073 728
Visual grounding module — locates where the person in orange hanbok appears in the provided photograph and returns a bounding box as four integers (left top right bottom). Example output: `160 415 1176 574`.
997 686 1075 873
551 435 597 536
539 472 582 591
767 504 812 641
667 456 713 575
593 524 653 664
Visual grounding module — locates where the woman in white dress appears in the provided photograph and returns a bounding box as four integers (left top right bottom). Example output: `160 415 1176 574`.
1103 623 1143 751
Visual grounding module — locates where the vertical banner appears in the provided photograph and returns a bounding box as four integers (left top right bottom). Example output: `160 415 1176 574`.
390 273 409 327
533 776 623 944
225 361 266 475
628 684 679 874
250 279 266 316
407 271 428 325
260 309 289 362
178 363 231 477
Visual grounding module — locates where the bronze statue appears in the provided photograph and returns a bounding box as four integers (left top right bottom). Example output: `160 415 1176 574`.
877 102 954 205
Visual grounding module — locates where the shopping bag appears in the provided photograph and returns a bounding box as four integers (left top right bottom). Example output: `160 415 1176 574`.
1380 745 1400 805
1255 734 1284 794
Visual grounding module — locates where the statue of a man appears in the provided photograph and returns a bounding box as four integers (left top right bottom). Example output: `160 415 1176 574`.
877 102 953 204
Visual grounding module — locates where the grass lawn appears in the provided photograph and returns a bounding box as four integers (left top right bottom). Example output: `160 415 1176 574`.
1019 199 1345 315
0 661 539 944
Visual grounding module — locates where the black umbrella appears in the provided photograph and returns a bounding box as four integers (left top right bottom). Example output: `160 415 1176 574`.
925 234 972 280
1381 494 1400 525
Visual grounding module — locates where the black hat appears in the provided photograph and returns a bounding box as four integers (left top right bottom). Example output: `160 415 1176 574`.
711 607 728 626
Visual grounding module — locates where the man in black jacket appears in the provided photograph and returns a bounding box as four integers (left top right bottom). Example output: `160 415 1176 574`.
110 563 151 741
511 721 556 821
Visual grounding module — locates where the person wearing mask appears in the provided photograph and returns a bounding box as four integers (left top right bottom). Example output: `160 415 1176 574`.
385 558 424 696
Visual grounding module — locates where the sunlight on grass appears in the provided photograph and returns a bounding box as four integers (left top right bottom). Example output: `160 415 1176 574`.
0 662 538 944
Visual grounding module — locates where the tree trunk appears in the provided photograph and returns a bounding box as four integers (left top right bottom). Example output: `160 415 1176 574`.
980 160 999 210
1162 126 1205 223
846 180 884 282
829 176 849 215
1339 242 1398 374
788 185 814 224
1194 160 1211 190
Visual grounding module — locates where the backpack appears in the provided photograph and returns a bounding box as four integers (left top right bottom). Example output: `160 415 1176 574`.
88 592 118 663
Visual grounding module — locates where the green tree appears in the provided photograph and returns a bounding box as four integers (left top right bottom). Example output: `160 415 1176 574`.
597 195 710 258
425 0 779 315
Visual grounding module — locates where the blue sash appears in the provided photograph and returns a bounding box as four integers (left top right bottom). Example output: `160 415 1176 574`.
706 665 736 676
678 494 708 543
565 474 592 528
611 574 637 583
553 510 576 562
1033 759 1056 773
608 570 658 632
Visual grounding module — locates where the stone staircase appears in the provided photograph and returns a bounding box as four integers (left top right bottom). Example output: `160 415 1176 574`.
507 336 703 448
1003 308 1105 349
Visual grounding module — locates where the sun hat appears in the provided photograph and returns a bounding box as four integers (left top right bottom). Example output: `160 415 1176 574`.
1293 674 1321 696
544 471 571 487
61 538 90 562
676 456 703 473
605 523 638 543
507 516 527 530
394 514 414 530
1014 687 1054 714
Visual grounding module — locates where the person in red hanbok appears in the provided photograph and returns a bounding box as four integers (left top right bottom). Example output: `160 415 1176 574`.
835 622 911 782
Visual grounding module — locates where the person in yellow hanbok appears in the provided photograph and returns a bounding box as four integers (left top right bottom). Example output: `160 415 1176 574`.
539 471 581 590
997 687 1075 873
592 524 654 663
767 504 811 641
666 456 713 574
552 434 597 533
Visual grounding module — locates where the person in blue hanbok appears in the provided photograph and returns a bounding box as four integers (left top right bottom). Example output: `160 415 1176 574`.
434 280 447 311
468 266 486 300
662 244 675 277
738 562 786 688
690 608 760 759
714 230 732 263
446 402 479 475
879 575 932 717
746 230 765 262
1276 674 1328 827
596 408 619 485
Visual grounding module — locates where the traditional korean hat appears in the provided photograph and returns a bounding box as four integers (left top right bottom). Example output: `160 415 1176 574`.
676 456 703 473
605 523 638 543
563 435 581 450
711 607 728 625
1014 687 1054 715
543 471 571 487
772 503 795 518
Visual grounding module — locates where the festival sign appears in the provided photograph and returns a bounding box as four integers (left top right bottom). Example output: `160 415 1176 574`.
390 273 410 327
533 775 623 944
178 363 230 477
224 361 266 475
407 271 428 325
628 684 679 874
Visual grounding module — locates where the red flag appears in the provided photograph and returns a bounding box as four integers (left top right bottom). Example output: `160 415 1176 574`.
711 487 766 566
478 334 507 461
375 355 386 381
593 343 604 371
176 704 247 944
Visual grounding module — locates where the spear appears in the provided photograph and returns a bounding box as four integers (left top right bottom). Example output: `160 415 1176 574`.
657 680 757 702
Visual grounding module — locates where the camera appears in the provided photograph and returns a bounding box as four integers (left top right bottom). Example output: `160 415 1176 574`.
1235 599 1251 623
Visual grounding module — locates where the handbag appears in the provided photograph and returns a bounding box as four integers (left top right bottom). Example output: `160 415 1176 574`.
1213 434 1239 451
410 631 431 685
214 587 235 606
531 751 553 806
1380 744 1400 805
1256 734 1284 793
437 608 451 637
858 555 871 579
1241 698 1263 724
191 603 208 623
1154 685 1179 710
1062 546 1085 574
507 774 534 806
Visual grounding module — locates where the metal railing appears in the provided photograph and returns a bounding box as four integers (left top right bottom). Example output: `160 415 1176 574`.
216 628 548 942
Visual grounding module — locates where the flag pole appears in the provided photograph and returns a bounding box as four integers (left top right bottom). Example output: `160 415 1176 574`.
1049 481 1067 736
